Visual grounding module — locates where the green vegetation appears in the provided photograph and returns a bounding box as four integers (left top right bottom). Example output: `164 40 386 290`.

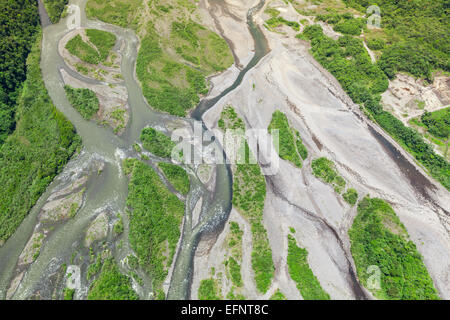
86 0 143 29
87 0 233 116
43 0 68 23
140 127 177 158
344 0 449 79
349 197 440 300
287 235 330 300
266 17 300 32
198 278 221 300
316 12 365 36
311 157 346 193
0 32 81 243
113 214 124 235
64 85 99 119
85 29 117 62
268 110 308 168
87 255 102 280
135 24 208 116
226 257 242 288
218 106 245 131
0 0 39 144
158 162 190 195
270 289 286 300
124 159 184 295
66 34 101 65
63 288 75 300
264 6 300 31
225 221 244 292
421 108 449 141
219 106 274 294
301 24 450 190
264 8 280 18
88 258 139 300
343 188 358 206
366 38 385 51
65 29 116 65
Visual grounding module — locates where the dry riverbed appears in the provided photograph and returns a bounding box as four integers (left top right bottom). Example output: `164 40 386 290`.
193 0 450 300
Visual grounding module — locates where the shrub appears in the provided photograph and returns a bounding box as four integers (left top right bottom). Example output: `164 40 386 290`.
343 188 358 206
43 0 68 23
87 258 139 300
198 279 221 300
86 29 117 62
123 159 184 294
268 110 307 169
287 235 330 300
349 197 440 300
158 162 190 195
64 85 99 119
65 34 100 64
311 157 346 194
140 127 177 158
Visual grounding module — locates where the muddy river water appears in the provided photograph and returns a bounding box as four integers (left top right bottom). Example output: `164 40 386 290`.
0 0 268 300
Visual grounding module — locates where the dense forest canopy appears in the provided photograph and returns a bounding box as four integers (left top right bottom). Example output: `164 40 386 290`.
0 0 39 143
343 0 450 79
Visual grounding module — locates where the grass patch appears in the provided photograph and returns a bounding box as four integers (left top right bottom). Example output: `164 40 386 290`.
63 288 75 300
270 289 286 300
86 0 142 29
113 214 124 235
87 258 139 300
343 188 358 206
198 278 221 300
265 16 300 32
311 157 346 193
86 29 117 62
158 162 190 195
66 29 116 65
287 235 330 300
421 107 449 141
140 127 177 158
225 257 242 288
349 197 440 300
66 34 100 65
218 105 245 131
268 110 308 169
87 0 233 116
124 159 184 295
64 85 99 119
